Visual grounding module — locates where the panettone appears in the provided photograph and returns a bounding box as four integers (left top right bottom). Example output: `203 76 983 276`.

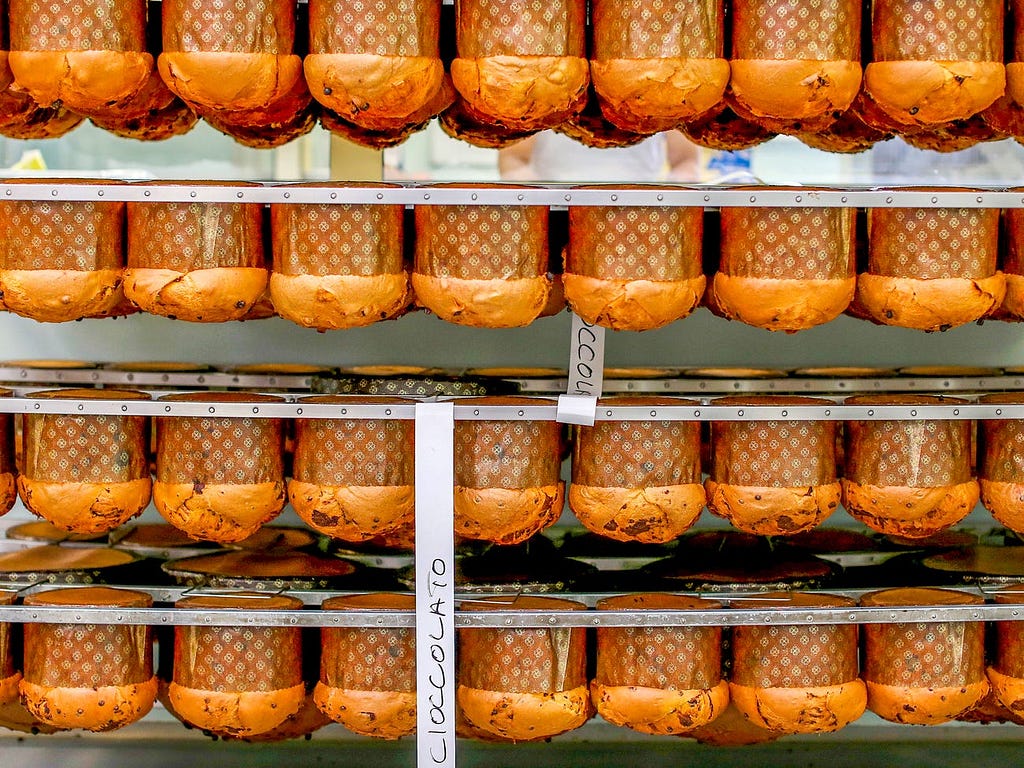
20 587 156 731
977 394 1024 532
861 588 988 724
19 389 151 534
0 390 14 519
315 593 417 739
564 192 705 330
589 0 728 134
592 594 728 735
289 397 414 542
269 184 411 330
842 395 978 539
154 392 286 544
570 398 704 543
705 396 841 535
987 585 1024 717
458 596 592 742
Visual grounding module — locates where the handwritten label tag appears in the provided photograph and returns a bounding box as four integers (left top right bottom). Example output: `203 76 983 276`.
558 313 605 425
414 402 456 768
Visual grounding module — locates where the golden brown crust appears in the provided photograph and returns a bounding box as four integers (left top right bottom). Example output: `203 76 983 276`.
19 677 157 732
685 702 781 746
123 267 268 322
457 684 592 742
269 272 411 330
304 54 443 126
590 58 729 133
841 480 980 539
562 274 705 331
17 477 151 535
709 274 855 332
854 273 1006 331
591 680 728 736
0 472 15 518
729 681 866 734
0 672 21 707
454 483 565 545
979 480 1024 532
410 273 551 328
287 479 414 542
451 56 589 131
158 52 304 112
0 269 124 323
167 682 305 737
730 60 861 121
313 684 416 740
704 480 841 536
1008 63 1024 108
987 667 1024 717
569 483 704 544
9 50 152 114
864 60 1006 127
865 679 989 725
153 480 286 544
1000 273 1024 319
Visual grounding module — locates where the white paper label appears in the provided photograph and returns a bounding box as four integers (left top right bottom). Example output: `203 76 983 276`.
558 313 605 425
414 402 456 768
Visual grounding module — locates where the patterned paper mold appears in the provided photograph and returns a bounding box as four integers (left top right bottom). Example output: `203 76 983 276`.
168 593 305 737
452 0 589 131
729 0 861 130
589 0 728 133
592 594 728 735
729 592 866 734
705 396 841 536
19 389 151 535
458 596 593 742
865 0 1006 128
20 587 156 731
564 191 705 330
842 395 978 539
154 392 286 544
413 186 552 328
987 585 1024 718
713 201 856 332
977 393 1024 532
998 203 1024 320
125 182 267 322
570 397 704 543
270 183 411 330
315 593 417 739
0 181 128 322
289 397 414 542
861 587 988 724
453 396 564 544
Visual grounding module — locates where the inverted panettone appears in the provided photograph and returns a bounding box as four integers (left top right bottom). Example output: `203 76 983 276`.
90 70 198 141
20 587 156 731
289 397 415 542
842 395 978 539
458 596 592 742
683 106 776 150
19 389 151 535
168 593 305 737
305 0 446 132
451 0 589 132
0 391 14 519
0 181 127 322
125 182 267 322
315 593 417 739
453 397 563 544
729 0 861 131
564 192 705 330
987 585 1024 718
570 398 704 543
861 588 988 724
729 592 866 734
705 397 841 536
1000 205 1024 320
0 592 18 708
977 394 1024 532
857 197 1005 330
865 0 1006 128
713 201 856 331
589 0 728 134
198 72 317 149
592 594 728 735
413 187 552 328
154 393 286 544
158 0 304 113
270 184 410 330
8 0 152 117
